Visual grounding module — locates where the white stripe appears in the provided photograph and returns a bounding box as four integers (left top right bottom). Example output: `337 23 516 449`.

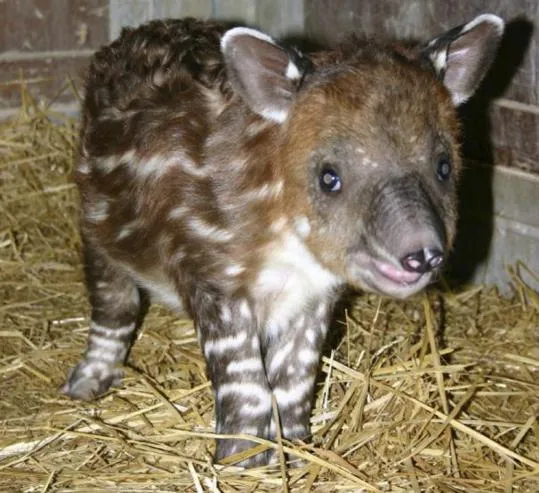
218 382 271 400
273 380 313 408
91 323 135 339
241 399 272 416
204 332 247 356
168 205 190 220
86 348 125 363
305 329 316 344
268 341 294 376
86 201 109 223
220 305 232 324
224 264 245 276
89 335 126 350
227 358 263 374
187 217 233 242
239 300 251 319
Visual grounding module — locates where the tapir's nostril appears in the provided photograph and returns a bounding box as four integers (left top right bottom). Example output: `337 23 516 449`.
401 248 444 273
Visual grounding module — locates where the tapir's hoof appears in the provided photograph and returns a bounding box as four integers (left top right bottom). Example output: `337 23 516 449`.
62 360 123 401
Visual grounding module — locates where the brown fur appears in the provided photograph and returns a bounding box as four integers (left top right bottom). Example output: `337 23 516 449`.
65 16 503 466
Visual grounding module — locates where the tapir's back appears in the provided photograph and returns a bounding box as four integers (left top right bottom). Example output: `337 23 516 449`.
80 18 230 158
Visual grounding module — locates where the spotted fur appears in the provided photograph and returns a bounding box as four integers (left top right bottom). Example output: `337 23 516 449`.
64 16 504 466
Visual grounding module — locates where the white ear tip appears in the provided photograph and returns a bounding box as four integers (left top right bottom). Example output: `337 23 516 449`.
221 27 276 52
465 14 505 36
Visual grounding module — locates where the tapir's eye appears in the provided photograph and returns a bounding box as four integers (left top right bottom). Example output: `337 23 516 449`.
319 168 342 193
436 155 452 182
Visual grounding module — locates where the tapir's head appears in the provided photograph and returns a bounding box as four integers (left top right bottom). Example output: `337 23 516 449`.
221 15 504 298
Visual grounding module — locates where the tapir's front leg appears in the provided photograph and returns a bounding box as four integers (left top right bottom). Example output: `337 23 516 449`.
264 301 332 446
195 294 273 467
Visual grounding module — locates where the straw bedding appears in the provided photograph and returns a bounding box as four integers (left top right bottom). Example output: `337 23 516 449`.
0 91 538 492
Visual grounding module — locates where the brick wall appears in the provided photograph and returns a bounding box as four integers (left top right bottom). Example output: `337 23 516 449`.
0 0 304 118
0 0 109 117
304 0 539 173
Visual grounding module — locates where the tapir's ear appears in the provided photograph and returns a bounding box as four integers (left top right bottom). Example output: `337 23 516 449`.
221 27 309 123
421 14 504 106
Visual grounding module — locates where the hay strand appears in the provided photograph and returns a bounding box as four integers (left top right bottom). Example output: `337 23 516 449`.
1 92 538 492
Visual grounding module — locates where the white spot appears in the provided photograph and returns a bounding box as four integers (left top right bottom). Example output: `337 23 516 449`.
305 329 316 344
116 221 139 240
362 157 379 168
240 181 284 202
315 304 327 319
294 216 311 239
239 300 251 319
251 336 260 351
268 341 295 376
273 380 313 408
171 249 186 263
187 217 234 243
96 149 136 173
293 405 304 417
259 107 289 124
137 154 175 179
226 358 263 374
174 153 208 178
168 205 190 220
220 305 232 324
204 331 248 357
86 200 109 223
287 365 295 376
270 217 287 233
285 61 301 80
431 49 447 73
298 348 319 366
225 264 245 277
78 159 90 174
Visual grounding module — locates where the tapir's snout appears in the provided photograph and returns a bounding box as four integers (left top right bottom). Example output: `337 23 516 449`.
401 246 444 274
346 172 450 298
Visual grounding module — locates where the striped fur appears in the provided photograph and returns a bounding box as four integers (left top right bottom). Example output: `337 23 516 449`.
63 16 503 466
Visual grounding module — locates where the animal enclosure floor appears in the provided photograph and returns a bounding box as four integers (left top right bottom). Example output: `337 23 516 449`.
1 101 538 492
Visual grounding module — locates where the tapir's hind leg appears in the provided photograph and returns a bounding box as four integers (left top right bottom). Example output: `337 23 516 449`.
63 240 142 400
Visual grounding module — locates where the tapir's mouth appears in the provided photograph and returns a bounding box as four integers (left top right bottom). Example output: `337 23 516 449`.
373 261 423 286
346 251 434 299
366 258 431 298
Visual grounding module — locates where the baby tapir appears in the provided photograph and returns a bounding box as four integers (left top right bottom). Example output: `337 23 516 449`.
64 14 504 466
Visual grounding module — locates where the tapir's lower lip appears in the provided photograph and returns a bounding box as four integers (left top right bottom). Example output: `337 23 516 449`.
373 261 423 286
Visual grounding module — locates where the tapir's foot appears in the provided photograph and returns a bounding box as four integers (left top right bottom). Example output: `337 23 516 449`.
215 438 274 468
62 360 123 400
